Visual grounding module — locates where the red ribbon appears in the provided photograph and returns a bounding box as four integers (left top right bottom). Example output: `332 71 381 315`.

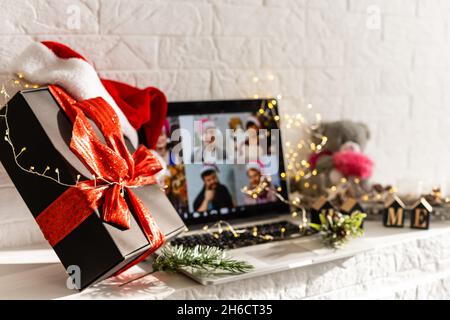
36 85 165 274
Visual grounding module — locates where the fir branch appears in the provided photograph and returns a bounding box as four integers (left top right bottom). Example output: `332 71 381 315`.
153 244 254 274
310 211 366 249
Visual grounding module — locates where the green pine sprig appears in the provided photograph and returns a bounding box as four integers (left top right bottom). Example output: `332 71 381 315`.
310 211 366 249
153 244 254 274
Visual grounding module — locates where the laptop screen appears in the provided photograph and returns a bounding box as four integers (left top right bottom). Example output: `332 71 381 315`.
156 99 289 226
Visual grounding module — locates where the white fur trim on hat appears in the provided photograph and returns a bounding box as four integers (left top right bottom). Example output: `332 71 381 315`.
11 42 139 148
246 115 261 128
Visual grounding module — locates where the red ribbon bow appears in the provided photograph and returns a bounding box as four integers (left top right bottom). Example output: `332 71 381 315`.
36 85 165 274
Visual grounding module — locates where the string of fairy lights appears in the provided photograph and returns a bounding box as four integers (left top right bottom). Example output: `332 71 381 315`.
7 72 448 245
244 95 329 197
234 93 329 237
0 76 137 191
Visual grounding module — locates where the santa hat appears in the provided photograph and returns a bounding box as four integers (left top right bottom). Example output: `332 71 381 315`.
246 161 264 173
11 41 167 150
200 164 219 176
246 115 261 129
198 118 216 133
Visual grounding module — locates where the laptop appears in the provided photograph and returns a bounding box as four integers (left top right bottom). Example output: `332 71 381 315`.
159 98 323 285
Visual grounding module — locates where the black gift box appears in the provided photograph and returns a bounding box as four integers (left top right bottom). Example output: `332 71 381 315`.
0 87 186 290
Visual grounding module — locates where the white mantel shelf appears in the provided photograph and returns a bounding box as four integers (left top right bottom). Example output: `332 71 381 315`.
1 220 450 300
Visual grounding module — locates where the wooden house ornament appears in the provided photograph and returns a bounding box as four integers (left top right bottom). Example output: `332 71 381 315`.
383 195 406 228
340 198 364 215
410 197 432 230
310 196 335 225
341 198 365 228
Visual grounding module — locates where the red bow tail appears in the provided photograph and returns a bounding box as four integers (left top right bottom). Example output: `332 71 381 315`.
35 85 165 275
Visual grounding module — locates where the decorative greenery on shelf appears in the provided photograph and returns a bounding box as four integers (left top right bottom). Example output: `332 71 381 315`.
310 211 366 248
153 245 254 274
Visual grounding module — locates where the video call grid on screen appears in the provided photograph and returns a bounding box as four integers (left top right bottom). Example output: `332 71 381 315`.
162 99 290 226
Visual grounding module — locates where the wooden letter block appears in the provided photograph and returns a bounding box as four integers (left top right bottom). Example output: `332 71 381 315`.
383 195 406 228
410 198 432 230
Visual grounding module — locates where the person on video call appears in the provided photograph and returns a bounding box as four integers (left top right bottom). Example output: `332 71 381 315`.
193 166 234 212
244 162 278 205
192 118 226 163
239 116 265 162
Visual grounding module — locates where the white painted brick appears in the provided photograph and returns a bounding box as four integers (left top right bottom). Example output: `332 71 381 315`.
159 70 212 100
417 0 450 17
263 37 336 69
35 35 158 70
410 69 447 99
159 37 217 69
307 10 382 40
214 4 305 36
343 95 410 119
305 69 345 96
215 37 261 68
346 39 413 68
380 67 412 96
307 0 346 10
212 69 303 100
414 45 450 68
0 36 33 72
0 0 99 34
304 39 344 67
159 37 260 69
100 0 213 35
264 0 307 8
132 71 162 89
224 0 263 5
411 92 446 118
211 68 255 99
88 68 211 101
343 68 380 96
98 71 140 87
348 0 416 16
381 68 447 99
384 16 447 44
265 0 346 10
303 96 344 121
261 38 304 68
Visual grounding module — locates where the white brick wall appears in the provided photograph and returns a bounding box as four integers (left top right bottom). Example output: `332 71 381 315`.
0 0 450 245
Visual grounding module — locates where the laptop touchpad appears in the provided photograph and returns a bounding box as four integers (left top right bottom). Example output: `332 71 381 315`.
244 242 316 265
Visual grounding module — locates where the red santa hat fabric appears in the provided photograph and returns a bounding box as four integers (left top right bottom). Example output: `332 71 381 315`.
11 41 167 150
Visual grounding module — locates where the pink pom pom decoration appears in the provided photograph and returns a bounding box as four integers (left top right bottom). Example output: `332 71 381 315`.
332 150 373 179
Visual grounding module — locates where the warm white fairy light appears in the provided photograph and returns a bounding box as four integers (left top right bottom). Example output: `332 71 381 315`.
278 103 328 187
0 77 135 190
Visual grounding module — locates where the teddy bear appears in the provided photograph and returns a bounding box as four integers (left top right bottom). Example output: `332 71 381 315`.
294 120 373 198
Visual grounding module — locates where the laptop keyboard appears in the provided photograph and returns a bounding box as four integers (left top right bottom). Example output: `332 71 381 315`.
170 220 315 250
